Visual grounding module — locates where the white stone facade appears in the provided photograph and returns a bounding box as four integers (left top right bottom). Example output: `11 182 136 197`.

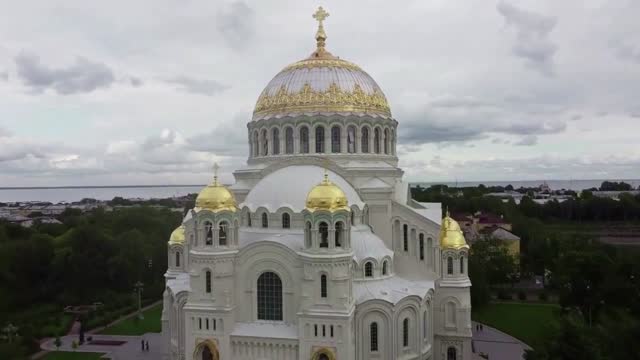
161 14 472 359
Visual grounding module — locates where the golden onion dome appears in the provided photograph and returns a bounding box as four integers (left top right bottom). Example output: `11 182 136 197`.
168 225 185 245
305 172 350 212
440 212 469 250
195 164 237 212
252 7 391 121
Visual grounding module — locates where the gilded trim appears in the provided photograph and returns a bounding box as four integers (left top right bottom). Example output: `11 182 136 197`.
254 82 391 118
282 58 362 71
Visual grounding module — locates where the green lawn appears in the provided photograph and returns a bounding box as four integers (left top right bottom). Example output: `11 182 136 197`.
98 304 162 336
41 352 105 360
472 302 560 348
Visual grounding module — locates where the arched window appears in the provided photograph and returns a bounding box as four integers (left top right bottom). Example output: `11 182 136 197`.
300 126 309 153
202 346 213 360
247 212 252 227
347 126 356 153
331 126 341 153
370 322 378 351
419 233 424 260
402 318 409 347
319 222 329 248
253 131 259 157
205 221 213 245
403 224 408 252
218 221 228 246
364 262 373 277
447 347 457 360
282 213 290 229
460 256 464 274
335 221 343 247
285 127 294 154
382 260 388 275
384 128 390 154
320 274 327 298
447 257 454 275
361 127 370 153
423 311 428 340
318 354 330 360
205 270 212 293
261 213 268 228
257 272 282 321
446 302 456 326
305 222 312 248
261 129 268 156
175 251 180 267
315 126 325 153
272 128 280 155
350 211 355 225
374 128 381 154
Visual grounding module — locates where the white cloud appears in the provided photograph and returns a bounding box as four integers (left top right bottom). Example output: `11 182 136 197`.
0 1 639 186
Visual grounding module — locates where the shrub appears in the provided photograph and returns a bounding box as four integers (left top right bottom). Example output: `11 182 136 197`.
538 291 548 301
518 291 527 301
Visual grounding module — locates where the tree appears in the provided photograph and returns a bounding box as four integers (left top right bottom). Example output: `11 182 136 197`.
71 340 78 352
470 237 517 288
599 181 632 191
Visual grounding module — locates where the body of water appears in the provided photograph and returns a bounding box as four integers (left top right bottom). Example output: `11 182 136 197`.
413 179 640 191
0 186 204 203
2 179 639 203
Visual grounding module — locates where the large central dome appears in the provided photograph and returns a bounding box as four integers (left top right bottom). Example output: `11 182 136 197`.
252 8 391 121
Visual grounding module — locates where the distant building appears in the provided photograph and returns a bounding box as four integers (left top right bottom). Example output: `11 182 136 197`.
451 212 520 258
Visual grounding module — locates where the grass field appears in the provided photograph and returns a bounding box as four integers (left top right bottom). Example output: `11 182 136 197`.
98 304 162 336
472 302 560 348
41 352 105 360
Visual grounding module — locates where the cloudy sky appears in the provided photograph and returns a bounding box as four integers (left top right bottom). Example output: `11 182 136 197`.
1 0 639 186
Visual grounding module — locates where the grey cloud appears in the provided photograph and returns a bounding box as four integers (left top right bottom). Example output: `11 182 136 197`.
130 76 143 87
497 1 557 75
142 129 179 150
0 71 7 81
613 41 640 64
216 1 255 50
14 52 115 94
514 135 538 146
167 76 229 96
397 96 567 145
186 114 248 156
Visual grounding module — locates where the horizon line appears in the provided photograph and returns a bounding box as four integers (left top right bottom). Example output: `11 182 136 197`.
1 178 638 190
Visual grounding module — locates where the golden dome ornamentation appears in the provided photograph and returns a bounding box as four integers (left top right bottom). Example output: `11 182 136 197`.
195 163 238 212
168 225 185 245
305 172 350 212
439 212 469 250
251 7 392 120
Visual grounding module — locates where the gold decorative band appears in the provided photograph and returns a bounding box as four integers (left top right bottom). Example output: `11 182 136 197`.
253 82 391 118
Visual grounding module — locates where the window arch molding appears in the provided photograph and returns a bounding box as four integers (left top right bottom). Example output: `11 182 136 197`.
296 123 312 154
360 125 371 153
248 264 292 322
361 257 378 278
270 126 281 155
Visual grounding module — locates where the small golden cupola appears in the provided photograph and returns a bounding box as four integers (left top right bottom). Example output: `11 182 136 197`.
305 170 350 212
440 211 469 249
195 163 237 212
168 225 185 245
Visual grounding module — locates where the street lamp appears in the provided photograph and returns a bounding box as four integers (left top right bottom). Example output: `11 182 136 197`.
133 281 144 320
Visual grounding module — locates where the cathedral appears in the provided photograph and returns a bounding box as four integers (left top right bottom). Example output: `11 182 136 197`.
162 7 472 360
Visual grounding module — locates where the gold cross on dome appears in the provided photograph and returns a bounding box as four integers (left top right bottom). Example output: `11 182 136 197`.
212 162 220 184
313 6 329 25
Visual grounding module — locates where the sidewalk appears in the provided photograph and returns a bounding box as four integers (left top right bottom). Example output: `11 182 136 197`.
472 321 531 360
33 301 162 360
40 333 164 360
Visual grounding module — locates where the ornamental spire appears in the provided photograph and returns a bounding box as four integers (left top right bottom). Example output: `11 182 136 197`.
212 162 220 186
313 6 330 54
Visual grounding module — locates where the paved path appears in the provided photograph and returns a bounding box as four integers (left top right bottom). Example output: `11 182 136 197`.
41 333 164 360
472 321 531 360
